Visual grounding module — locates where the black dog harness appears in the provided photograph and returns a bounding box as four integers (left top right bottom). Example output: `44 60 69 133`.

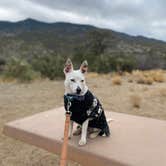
64 90 110 136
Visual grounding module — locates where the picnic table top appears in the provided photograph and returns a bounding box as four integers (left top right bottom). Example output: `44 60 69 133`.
3 107 166 166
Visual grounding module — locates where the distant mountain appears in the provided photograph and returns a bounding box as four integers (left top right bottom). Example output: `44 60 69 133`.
0 18 166 69
0 18 95 34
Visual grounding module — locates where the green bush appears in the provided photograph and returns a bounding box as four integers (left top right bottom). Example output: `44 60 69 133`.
4 57 39 82
0 58 6 73
0 58 6 66
32 54 65 80
114 56 137 72
99 55 136 73
73 30 137 73
73 53 137 73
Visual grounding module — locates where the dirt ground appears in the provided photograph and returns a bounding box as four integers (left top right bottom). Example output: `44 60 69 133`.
0 72 166 166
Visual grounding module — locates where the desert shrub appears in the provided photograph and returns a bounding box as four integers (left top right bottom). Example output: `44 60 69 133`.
134 70 165 84
128 77 133 83
130 94 142 108
136 75 154 85
0 58 6 73
73 37 137 74
115 56 137 72
111 76 122 85
133 70 154 85
95 56 111 73
132 70 141 77
124 71 131 76
98 55 136 73
151 71 165 82
145 77 153 85
32 54 65 80
105 55 137 73
4 57 39 82
136 74 146 84
140 70 164 82
0 58 6 66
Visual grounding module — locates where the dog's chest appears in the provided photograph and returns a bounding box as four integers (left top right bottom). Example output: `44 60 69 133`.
69 97 91 124
64 91 94 124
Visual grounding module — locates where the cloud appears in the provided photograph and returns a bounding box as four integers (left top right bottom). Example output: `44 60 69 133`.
0 0 166 41
0 7 23 21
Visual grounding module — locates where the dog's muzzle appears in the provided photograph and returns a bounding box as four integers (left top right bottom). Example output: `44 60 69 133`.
76 87 81 94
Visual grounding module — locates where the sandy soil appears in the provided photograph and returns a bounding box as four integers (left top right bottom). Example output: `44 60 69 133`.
0 73 166 166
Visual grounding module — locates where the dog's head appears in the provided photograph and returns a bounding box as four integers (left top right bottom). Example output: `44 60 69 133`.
64 59 88 95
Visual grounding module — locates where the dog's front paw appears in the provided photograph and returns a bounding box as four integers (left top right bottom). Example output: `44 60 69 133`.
79 139 87 146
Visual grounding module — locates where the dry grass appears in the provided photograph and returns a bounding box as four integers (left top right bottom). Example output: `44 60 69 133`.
136 75 146 84
0 75 17 83
136 75 153 85
111 76 122 85
132 70 165 85
123 71 131 76
129 87 135 92
130 94 142 108
159 88 166 97
151 71 165 82
144 77 154 85
142 87 149 92
87 72 99 78
141 70 162 82
128 77 133 83
132 70 142 77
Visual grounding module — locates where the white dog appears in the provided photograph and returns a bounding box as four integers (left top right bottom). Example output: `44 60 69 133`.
64 59 110 146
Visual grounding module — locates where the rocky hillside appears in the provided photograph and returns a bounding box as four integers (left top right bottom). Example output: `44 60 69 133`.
0 18 166 70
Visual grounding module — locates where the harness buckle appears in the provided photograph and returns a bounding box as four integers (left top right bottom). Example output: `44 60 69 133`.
66 101 72 116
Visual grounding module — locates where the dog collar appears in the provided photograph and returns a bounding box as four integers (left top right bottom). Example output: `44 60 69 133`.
64 90 91 102
64 94 85 102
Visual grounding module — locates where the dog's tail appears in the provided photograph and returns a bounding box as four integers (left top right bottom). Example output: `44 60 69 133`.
107 118 114 124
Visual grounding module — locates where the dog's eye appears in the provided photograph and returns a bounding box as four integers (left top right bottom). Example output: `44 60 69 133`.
70 79 75 82
81 80 84 83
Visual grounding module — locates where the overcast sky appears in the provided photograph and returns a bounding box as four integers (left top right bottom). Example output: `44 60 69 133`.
0 0 166 41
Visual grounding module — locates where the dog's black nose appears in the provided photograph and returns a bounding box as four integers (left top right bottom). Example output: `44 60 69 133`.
76 87 81 94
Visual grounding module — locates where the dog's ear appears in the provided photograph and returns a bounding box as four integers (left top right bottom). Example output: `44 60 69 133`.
80 60 88 74
64 58 73 74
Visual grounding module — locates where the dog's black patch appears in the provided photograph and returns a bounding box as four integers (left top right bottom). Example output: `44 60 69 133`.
64 90 110 136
